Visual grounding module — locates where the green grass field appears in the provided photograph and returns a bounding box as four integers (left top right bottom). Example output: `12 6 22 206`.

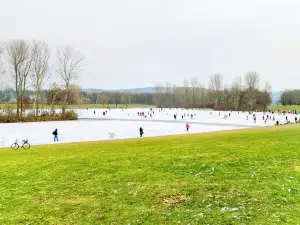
0 103 154 110
1 125 300 224
269 105 300 111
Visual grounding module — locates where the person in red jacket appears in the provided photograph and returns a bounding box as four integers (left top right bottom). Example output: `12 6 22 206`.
186 123 190 131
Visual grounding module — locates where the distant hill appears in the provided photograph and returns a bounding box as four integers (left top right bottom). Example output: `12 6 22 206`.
82 87 155 94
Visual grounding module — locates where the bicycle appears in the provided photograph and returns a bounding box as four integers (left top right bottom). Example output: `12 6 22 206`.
11 139 30 150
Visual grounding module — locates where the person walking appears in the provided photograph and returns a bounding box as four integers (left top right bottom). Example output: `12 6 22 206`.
53 129 59 142
186 123 190 131
139 127 144 137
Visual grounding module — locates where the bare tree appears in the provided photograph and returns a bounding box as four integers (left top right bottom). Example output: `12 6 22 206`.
199 84 206 107
231 76 243 110
154 83 164 107
172 84 177 106
5 40 33 117
245 72 260 109
97 94 109 107
31 41 50 116
0 46 4 81
56 45 84 113
208 73 223 104
120 92 132 107
183 79 190 106
165 82 172 106
264 81 272 94
190 77 200 105
49 83 63 112
125 92 132 107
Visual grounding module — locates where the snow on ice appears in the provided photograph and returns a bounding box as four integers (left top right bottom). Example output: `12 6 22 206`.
0 108 295 148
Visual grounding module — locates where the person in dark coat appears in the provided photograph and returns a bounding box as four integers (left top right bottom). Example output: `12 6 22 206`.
139 127 144 137
53 129 59 142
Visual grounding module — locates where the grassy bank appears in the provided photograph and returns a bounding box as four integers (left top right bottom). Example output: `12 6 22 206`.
268 105 300 111
0 103 154 110
1 125 300 224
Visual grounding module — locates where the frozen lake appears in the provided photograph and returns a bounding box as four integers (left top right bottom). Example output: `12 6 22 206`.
0 108 296 148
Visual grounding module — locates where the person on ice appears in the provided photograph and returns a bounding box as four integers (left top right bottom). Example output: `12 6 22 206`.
186 123 190 131
139 127 144 137
53 129 59 142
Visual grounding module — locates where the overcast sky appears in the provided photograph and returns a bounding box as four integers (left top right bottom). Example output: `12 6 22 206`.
1 0 300 90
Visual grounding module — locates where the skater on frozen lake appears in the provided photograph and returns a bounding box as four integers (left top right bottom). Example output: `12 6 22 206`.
186 123 190 131
53 129 59 142
139 127 144 137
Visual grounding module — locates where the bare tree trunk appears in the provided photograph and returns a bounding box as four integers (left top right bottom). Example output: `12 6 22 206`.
245 72 260 110
15 73 19 116
56 45 84 114
32 41 50 117
209 73 223 105
35 89 40 116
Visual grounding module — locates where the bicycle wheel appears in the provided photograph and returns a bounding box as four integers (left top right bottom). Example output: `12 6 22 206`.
23 143 30 150
11 143 19 150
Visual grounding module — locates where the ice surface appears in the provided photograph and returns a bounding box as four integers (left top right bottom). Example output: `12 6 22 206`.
0 108 297 148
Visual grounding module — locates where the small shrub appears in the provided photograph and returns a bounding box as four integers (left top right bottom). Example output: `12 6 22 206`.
60 111 78 120
41 111 50 117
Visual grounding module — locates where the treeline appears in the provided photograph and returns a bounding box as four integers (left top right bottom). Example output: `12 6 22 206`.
0 88 155 107
0 40 273 113
81 91 154 106
154 73 272 110
0 39 83 121
0 72 272 111
280 90 300 106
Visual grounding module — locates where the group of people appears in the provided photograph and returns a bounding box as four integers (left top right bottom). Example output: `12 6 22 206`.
215 109 300 125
